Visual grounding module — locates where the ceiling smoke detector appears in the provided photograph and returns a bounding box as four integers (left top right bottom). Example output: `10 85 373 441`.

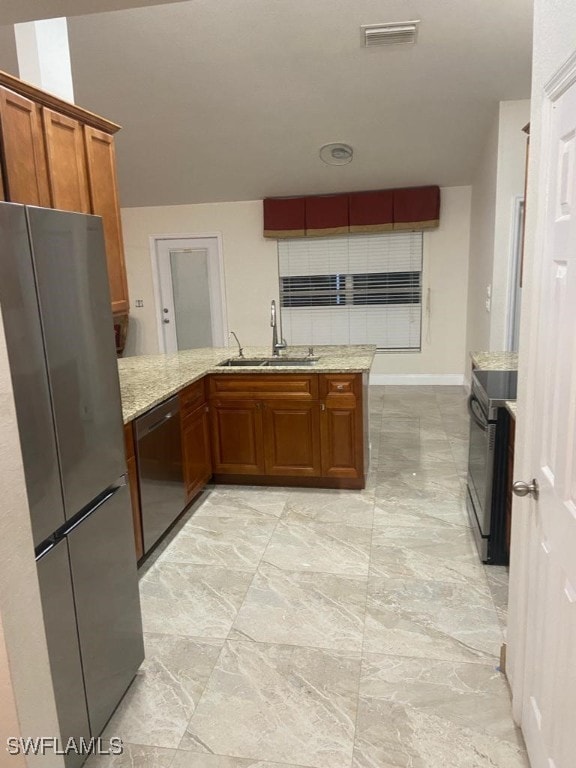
361 20 420 47
319 143 353 165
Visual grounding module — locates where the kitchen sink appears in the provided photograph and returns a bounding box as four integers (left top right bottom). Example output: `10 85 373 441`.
264 357 318 366
218 357 318 367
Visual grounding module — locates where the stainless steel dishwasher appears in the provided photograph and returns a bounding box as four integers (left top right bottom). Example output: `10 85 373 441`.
135 395 184 554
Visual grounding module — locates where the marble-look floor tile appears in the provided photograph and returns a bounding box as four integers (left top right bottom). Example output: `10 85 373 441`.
102 634 223 749
194 487 290 520
181 640 360 768
375 467 464 493
373 479 464 509
373 497 469 529
140 563 254 637
485 565 509 630
84 743 177 768
158 516 276 568
364 577 503 662
262 520 371 575
360 654 524 744
353 696 529 768
281 489 374 528
372 521 482 560
230 563 367 651
171 752 317 768
369 546 485 586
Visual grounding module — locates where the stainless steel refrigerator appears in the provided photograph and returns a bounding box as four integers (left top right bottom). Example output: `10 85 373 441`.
0 202 144 766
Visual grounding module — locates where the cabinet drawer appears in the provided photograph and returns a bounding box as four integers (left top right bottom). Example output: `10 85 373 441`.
320 373 360 401
209 374 318 400
180 379 206 415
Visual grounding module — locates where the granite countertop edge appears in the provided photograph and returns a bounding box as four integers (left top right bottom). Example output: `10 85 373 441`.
470 350 519 371
118 345 377 424
505 400 517 419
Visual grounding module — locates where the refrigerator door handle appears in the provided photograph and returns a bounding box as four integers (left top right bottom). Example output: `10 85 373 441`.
55 477 127 540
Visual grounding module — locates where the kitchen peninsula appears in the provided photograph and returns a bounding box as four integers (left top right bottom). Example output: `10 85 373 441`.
119 345 376 560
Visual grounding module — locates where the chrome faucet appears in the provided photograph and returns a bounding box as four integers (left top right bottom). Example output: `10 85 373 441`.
229 330 244 357
270 300 287 356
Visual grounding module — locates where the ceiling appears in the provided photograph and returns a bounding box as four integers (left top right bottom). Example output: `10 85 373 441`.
0 0 534 207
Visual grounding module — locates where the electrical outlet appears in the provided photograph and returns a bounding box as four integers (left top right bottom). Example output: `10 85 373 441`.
135 299 144 308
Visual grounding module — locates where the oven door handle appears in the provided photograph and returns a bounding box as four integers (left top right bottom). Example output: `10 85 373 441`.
467 394 488 432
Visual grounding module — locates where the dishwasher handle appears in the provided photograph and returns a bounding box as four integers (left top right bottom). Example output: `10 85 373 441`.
135 395 180 438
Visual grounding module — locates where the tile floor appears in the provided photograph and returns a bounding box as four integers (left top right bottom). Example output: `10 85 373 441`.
88 386 529 768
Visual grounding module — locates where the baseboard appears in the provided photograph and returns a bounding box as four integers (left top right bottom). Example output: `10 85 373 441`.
369 373 465 386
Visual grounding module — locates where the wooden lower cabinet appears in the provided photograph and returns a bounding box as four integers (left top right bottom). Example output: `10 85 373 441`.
123 422 144 561
263 400 321 476
180 381 212 503
210 399 265 474
320 402 362 479
209 373 365 488
182 403 212 502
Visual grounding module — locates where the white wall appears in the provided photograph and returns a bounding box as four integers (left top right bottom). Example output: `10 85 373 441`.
121 200 278 357
466 106 501 355
371 186 471 381
466 99 531 358
490 99 531 349
121 186 472 380
0 313 64 768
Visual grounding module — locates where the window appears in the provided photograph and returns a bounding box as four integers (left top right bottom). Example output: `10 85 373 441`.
278 232 423 351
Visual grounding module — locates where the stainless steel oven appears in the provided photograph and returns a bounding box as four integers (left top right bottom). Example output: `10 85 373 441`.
466 369 517 564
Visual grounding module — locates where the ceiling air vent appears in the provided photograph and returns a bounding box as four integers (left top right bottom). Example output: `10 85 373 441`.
361 20 420 47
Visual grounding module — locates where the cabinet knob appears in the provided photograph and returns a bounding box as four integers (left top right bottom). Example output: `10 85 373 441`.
336 384 344 391
321 403 326 411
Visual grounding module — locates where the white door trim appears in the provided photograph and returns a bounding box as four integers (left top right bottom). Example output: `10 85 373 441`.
149 232 228 353
505 194 525 351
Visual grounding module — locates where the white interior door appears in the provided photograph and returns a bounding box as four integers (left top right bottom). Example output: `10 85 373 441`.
154 236 227 353
508 72 576 768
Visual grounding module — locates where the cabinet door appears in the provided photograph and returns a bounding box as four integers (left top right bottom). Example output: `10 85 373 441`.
124 422 144 561
182 404 212 502
210 399 264 474
320 402 363 479
263 399 321 476
0 87 51 206
43 107 90 213
84 126 129 314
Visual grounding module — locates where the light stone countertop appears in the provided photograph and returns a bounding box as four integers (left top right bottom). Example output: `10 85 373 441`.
505 400 517 419
470 351 519 370
118 345 377 423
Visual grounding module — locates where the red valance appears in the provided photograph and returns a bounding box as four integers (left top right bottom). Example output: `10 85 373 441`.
263 196 306 238
349 190 394 233
263 185 440 238
393 186 440 230
305 195 349 236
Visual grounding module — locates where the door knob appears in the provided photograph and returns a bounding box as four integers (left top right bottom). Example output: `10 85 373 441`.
512 478 539 499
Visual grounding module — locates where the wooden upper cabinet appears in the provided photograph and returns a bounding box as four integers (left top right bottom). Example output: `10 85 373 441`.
0 87 51 206
0 71 129 317
84 126 129 314
42 107 90 214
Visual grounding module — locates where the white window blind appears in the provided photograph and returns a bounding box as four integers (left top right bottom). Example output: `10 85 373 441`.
278 232 423 351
